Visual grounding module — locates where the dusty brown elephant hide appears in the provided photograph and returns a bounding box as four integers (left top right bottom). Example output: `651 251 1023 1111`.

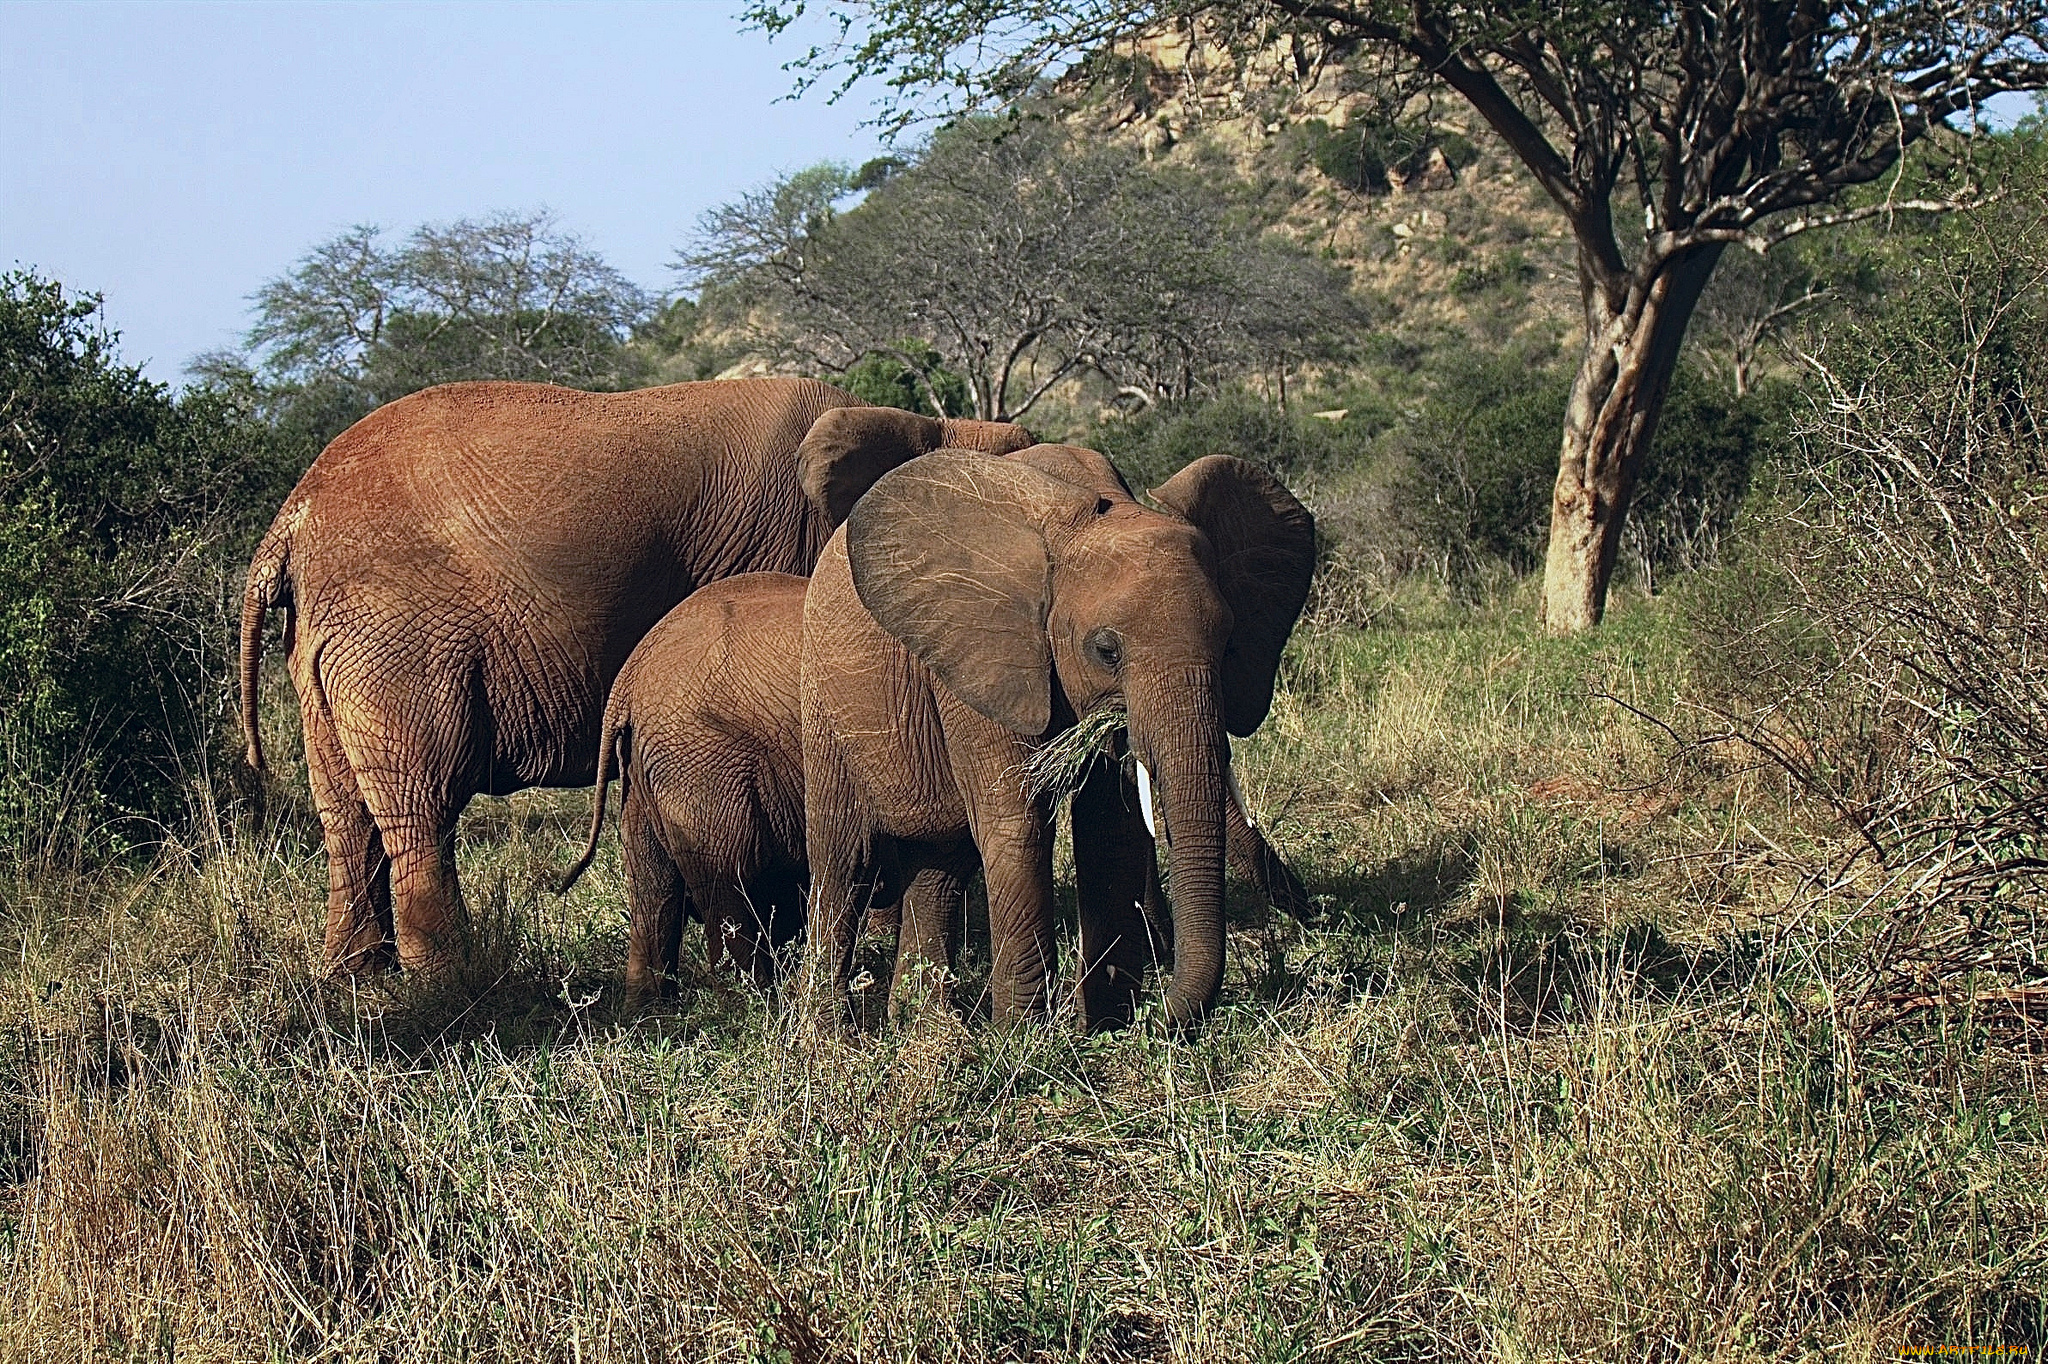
800 446 1314 1030
560 441 1311 1018
238 378 1029 975
557 572 967 1006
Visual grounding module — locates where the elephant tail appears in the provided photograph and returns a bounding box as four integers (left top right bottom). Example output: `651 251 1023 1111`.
559 705 628 894
239 508 299 772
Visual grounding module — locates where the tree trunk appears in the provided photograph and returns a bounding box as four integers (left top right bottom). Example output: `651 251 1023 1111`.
1542 245 1723 634
1730 343 1754 399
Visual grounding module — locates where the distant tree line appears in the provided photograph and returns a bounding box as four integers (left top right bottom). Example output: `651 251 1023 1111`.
199 211 655 454
681 115 1361 421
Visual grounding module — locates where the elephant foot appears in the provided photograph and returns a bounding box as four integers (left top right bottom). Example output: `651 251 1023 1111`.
393 904 466 979
326 937 397 979
396 945 459 980
888 959 955 1024
1079 962 1145 1033
624 961 681 1007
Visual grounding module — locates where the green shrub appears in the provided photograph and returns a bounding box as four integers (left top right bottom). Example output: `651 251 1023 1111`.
0 271 292 862
1296 117 1439 196
839 342 971 418
1395 349 1571 585
1621 370 1794 588
1397 348 1783 592
1450 251 1538 297
1436 130 1480 169
628 296 751 385
1682 140 2048 1024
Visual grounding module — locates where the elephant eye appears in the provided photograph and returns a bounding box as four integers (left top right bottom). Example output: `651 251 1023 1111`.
1086 628 1123 672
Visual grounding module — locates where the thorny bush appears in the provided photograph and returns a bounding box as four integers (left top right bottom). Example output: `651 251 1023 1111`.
1686 183 2048 1040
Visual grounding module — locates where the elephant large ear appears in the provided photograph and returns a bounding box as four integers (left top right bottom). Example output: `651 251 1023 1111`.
848 452 1097 736
1150 456 1316 737
797 407 945 529
797 408 1036 528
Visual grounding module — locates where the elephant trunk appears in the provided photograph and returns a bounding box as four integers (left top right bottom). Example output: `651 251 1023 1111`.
1130 671 1229 1029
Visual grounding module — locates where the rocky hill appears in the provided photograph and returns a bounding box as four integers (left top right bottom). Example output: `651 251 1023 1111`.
650 30 1589 426
1057 31 1585 383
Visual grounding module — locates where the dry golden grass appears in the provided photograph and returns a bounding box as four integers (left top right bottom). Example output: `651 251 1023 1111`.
1 582 2041 1361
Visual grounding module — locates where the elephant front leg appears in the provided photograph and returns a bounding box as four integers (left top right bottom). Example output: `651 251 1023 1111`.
974 817 1057 1024
804 857 888 1030
948 730 1058 1024
890 858 972 1019
1071 760 1160 1031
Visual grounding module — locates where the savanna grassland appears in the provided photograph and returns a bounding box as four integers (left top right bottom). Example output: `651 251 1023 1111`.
3 577 2040 1362
6 33 2048 1362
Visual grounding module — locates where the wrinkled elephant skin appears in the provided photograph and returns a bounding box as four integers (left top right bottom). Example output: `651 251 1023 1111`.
802 446 1314 1030
239 378 1029 976
559 572 967 1006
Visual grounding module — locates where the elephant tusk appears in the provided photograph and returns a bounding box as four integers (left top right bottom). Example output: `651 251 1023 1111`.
1226 759 1258 832
1134 758 1162 844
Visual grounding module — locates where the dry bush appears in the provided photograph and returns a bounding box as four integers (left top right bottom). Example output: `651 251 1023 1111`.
1685 188 2048 1044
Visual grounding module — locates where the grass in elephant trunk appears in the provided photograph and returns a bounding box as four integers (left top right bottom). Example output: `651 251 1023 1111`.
1017 700 1128 802
2 577 2043 1360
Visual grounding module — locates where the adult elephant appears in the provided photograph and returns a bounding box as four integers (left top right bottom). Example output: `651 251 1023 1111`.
239 378 1031 975
801 448 1314 1030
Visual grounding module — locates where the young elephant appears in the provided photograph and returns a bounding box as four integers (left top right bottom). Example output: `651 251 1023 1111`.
559 573 967 1004
982 444 1316 1022
557 574 810 996
801 449 1314 1030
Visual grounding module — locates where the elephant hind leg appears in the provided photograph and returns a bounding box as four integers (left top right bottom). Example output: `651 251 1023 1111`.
890 856 973 1021
323 655 476 976
301 684 393 975
743 861 808 990
805 853 894 1030
696 877 777 990
383 826 463 974
623 794 689 1003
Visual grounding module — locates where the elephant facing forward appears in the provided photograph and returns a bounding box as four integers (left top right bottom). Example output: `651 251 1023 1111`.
239 378 1030 976
801 447 1314 1029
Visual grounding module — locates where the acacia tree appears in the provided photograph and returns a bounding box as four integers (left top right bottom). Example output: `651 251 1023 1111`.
752 0 2048 630
684 116 1354 420
244 211 650 406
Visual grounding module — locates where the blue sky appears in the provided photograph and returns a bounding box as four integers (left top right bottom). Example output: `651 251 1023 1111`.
5 5 2040 386
1 1 887 383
